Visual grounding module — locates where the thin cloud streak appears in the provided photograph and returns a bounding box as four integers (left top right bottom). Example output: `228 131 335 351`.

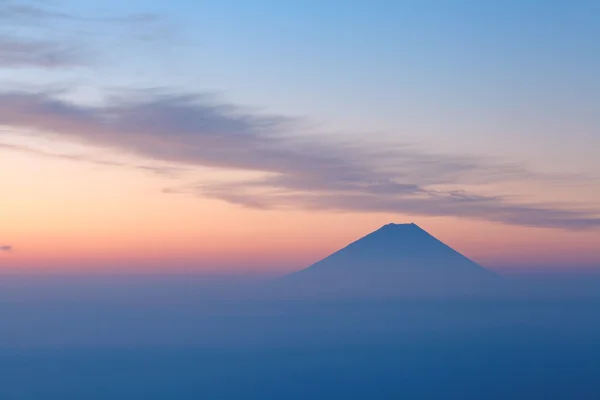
0 37 81 68
0 89 599 230
0 1 159 24
192 180 600 230
0 1 165 69
0 2 70 22
0 142 184 178
0 245 12 252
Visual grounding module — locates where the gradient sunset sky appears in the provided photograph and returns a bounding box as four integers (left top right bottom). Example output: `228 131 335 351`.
1 0 599 274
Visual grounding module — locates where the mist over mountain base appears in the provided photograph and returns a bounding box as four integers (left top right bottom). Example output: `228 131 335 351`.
2 275 600 399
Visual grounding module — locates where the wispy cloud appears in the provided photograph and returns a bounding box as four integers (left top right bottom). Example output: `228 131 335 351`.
0 37 81 68
0 142 184 178
0 89 598 230
0 245 12 252
0 1 70 22
0 0 165 69
0 1 159 25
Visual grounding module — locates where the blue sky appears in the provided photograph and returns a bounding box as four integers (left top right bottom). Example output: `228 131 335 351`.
1 0 600 271
11 0 595 167
2 0 599 197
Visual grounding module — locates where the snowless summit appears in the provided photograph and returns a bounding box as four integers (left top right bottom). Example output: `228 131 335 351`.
280 223 498 297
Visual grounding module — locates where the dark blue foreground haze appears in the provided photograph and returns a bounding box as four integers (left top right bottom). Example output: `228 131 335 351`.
1 276 600 400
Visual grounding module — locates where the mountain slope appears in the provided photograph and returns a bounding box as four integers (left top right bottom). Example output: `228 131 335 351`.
279 223 498 297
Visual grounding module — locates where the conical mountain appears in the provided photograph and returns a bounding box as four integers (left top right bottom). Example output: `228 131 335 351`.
279 223 498 297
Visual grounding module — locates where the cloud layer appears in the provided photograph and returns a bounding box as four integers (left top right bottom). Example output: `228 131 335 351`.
0 245 12 252
0 3 597 230
1 89 599 230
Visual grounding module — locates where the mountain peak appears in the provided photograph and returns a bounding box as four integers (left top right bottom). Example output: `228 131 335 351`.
384 222 416 226
366 222 429 242
279 223 498 297
381 222 421 230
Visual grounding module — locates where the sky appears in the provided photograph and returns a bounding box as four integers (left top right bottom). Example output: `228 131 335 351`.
0 0 599 274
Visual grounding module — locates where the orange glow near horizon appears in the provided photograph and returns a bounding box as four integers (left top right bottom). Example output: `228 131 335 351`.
2 147 600 275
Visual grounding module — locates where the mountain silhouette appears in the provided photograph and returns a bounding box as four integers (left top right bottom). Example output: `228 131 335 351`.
278 223 499 297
